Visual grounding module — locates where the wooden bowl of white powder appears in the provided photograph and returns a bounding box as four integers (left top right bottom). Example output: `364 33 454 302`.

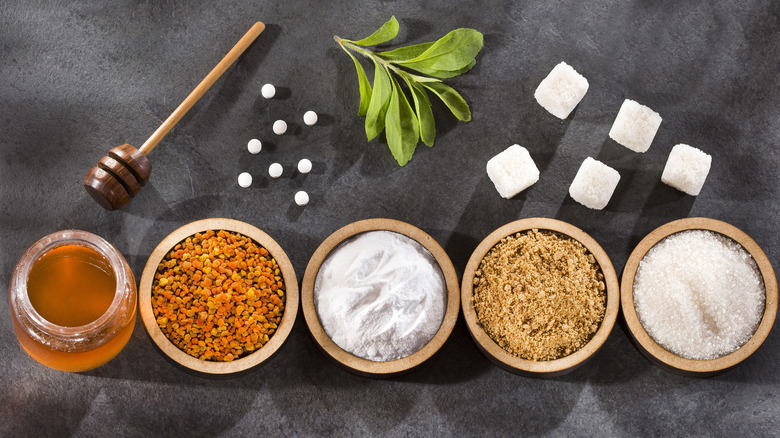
621 217 777 376
301 218 460 377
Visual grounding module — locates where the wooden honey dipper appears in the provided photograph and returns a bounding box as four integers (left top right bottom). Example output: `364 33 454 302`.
84 22 265 210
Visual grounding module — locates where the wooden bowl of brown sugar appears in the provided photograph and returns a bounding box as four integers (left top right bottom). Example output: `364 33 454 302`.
139 218 298 376
461 218 619 377
621 217 777 376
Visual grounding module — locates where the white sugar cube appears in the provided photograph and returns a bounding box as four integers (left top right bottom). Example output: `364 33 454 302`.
486 144 540 199
609 99 662 153
534 62 589 119
661 144 712 196
569 157 621 210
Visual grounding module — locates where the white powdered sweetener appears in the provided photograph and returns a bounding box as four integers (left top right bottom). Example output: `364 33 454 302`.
633 230 765 360
314 230 447 362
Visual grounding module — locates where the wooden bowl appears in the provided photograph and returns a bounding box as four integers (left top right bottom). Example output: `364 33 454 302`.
461 218 619 377
301 218 460 378
139 218 298 376
621 217 777 376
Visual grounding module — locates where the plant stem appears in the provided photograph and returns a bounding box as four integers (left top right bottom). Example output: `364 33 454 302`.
335 36 400 74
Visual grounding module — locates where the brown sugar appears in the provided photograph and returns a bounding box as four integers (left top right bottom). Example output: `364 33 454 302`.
473 229 606 361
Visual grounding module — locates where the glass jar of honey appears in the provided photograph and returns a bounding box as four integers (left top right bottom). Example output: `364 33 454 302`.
9 230 137 372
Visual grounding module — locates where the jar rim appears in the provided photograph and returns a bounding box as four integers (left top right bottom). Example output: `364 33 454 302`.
10 230 130 341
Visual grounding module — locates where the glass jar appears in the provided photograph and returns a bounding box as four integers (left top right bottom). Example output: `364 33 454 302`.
9 230 137 372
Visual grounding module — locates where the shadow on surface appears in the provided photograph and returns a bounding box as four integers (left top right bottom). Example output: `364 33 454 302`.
446 176 529 274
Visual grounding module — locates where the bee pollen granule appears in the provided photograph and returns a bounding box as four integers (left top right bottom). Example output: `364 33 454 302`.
473 229 606 361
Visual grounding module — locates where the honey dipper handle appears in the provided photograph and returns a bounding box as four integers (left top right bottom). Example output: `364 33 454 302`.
139 21 265 155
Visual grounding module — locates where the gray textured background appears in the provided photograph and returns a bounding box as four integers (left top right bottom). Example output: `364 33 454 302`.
1 0 779 436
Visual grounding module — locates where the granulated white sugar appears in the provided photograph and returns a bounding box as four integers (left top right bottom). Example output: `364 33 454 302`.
314 230 447 362
633 230 765 360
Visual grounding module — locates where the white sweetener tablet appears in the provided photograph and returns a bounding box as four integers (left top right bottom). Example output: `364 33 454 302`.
295 191 309 206
261 83 276 99
298 158 312 174
273 120 287 135
303 111 318 126
237 172 252 188
269 163 283 178
247 139 262 154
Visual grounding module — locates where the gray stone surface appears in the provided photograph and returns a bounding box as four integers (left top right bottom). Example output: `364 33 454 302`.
1 0 778 436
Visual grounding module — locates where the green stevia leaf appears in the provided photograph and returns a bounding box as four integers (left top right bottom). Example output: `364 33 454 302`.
397 29 483 72
351 16 399 46
337 18 481 166
422 81 471 122
377 42 434 62
403 71 443 83
404 59 477 79
364 61 392 141
404 77 435 147
399 71 441 82
345 51 373 116
385 76 420 166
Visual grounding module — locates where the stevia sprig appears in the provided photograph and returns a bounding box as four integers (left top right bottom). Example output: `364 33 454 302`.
335 16 483 166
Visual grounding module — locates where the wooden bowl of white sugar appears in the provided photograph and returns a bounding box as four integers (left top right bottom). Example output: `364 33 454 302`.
301 218 460 378
621 217 777 376
461 218 620 377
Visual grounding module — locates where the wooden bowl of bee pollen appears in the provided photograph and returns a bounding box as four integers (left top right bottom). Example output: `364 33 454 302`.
461 218 619 377
621 217 778 376
139 218 298 376
301 218 460 378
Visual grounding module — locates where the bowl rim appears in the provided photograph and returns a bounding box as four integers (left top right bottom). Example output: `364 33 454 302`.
138 218 299 375
620 217 778 376
461 217 620 377
300 218 460 378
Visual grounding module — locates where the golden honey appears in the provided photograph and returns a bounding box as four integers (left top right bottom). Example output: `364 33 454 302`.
9 231 137 372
